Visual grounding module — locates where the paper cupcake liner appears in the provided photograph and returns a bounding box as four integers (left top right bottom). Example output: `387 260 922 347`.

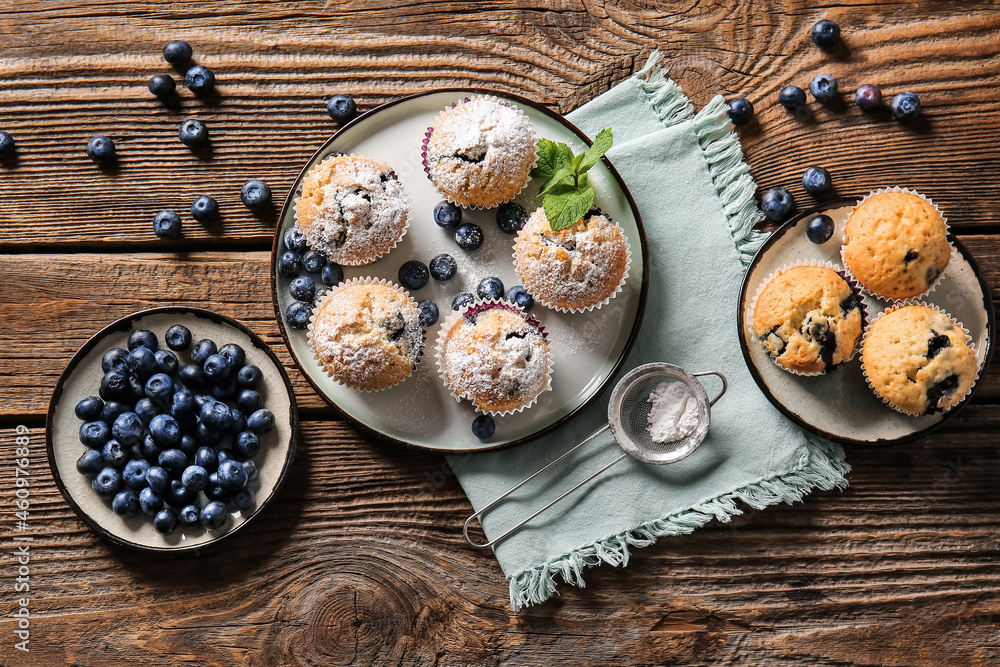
746 259 868 377
421 95 538 210
292 153 411 266
840 186 954 303
307 276 425 393
434 299 553 416
511 208 633 314
859 300 981 416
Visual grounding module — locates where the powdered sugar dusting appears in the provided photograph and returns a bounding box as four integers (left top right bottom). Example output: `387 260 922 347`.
646 381 700 443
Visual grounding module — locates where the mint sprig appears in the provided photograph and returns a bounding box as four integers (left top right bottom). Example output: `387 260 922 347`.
530 128 613 231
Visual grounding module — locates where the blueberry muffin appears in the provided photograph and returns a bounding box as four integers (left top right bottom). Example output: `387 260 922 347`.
437 303 551 413
861 304 977 415
296 155 409 265
750 265 863 375
308 281 423 391
422 97 536 208
513 207 629 312
842 190 950 300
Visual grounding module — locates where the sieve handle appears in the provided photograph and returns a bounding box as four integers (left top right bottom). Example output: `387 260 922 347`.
691 371 727 406
463 424 626 549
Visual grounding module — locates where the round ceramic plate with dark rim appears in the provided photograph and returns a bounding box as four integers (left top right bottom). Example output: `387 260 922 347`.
46 307 298 552
272 88 649 453
738 199 994 446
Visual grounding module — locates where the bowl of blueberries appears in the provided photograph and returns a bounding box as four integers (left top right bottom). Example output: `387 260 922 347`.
46 307 297 552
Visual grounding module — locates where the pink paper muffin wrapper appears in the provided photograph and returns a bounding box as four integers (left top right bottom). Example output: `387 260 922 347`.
307 276 425 393
840 186 954 303
434 299 553 416
421 95 538 210
859 300 981 417
746 259 868 377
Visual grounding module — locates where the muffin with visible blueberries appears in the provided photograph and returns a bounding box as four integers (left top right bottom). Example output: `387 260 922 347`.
861 303 977 415
308 279 424 392
422 97 536 209
750 264 864 375
513 206 630 312
842 189 951 300
436 302 552 414
295 154 410 266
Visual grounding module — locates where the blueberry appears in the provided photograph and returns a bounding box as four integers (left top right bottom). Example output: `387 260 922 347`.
204 474 228 502
302 249 326 274
429 253 458 282
234 431 260 458
217 460 248 492
102 439 130 468
145 466 170 494
178 433 197 455
496 202 528 234
123 459 151 490
134 398 160 425
165 324 192 351
283 226 308 253
92 467 123 499
778 86 807 110
241 179 271 210
154 508 178 535
158 449 189 480
145 373 174 404
162 40 193 65
216 449 236 465
149 414 181 448
505 285 534 312
191 195 219 223
127 346 157 380
452 292 475 311
802 166 832 195
320 262 344 287
477 276 504 300
86 135 116 164
215 344 243 370
200 501 228 530
191 339 218 365
433 201 462 229
166 481 196 507
203 353 232 383
398 260 429 290
178 119 209 148
155 349 179 375
100 400 129 425
890 92 922 121
153 209 182 239
200 400 233 432
209 377 238 401
193 394 213 410
472 415 496 440
237 364 263 388
727 98 754 125
75 396 104 421
285 301 311 330
102 348 130 373
230 487 255 512
237 389 262 415
139 487 164 515
76 449 104 475
454 223 484 250
760 187 795 221
179 504 201 528
128 329 158 351
178 363 207 390
806 214 835 244
0 131 16 157
100 370 131 401
242 459 258 482
185 65 216 95
810 74 839 103
855 84 883 112
181 465 209 493
194 446 218 472
112 412 143 446
326 94 357 123
417 300 439 327
811 19 841 48
112 490 140 518
289 276 316 302
148 74 176 98
277 251 303 277
247 408 275 434
140 434 162 464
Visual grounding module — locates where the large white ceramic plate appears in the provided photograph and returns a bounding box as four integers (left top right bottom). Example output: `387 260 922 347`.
273 89 649 453
47 307 298 551
738 201 994 446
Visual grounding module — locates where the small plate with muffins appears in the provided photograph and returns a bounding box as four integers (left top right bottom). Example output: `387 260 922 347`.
738 193 994 446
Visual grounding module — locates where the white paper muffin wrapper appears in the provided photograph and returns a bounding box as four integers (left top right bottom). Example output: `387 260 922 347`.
434 299 553 416
307 276 425 392
421 95 538 210
859 300 980 417
292 153 411 266
512 209 633 314
746 259 868 377
840 186 954 303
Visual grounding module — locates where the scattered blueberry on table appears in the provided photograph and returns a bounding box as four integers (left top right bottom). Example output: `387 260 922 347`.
471 415 496 440
178 119 209 147
811 20 841 48
153 210 182 239
727 98 754 126
0 131 15 157
398 260 430 291
191 195 219 223
454 223 484 251
801 166 832 195
806 214 835 244
185 65 216 95
429 253 457 282
477 276 504 301
240 179 272 210
810 74 838 103
496 202 528 234
854 84 883 111
148 74 176 98
433 201 462 229
327 95 357 124
162 40 193 66
86 135 116 164
760 187 794 221
778 85 807 110
890 92 922 121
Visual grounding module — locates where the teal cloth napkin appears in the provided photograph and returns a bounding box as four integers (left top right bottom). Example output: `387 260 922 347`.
448 52 851 610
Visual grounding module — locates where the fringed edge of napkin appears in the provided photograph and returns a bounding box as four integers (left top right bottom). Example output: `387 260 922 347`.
508 55 850 610
509 435 850 610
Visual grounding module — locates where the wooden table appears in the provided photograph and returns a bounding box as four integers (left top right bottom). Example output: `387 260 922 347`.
2 2 998 665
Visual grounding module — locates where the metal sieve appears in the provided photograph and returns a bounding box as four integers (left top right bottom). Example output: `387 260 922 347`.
464 363 727 548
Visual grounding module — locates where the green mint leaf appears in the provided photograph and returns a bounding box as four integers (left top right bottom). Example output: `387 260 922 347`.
544 187 595 231
531 138 573 181
578 128 613 174
536 166 576 199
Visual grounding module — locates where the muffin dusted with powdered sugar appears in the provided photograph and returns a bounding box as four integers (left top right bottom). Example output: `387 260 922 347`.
295 155 410 266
